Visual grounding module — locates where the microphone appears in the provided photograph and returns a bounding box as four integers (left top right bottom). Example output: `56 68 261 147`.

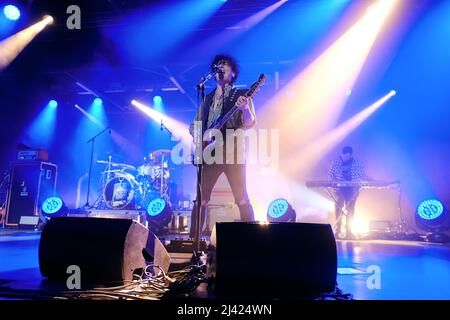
160 119 163 131
212 64 224 74
213 64 224 80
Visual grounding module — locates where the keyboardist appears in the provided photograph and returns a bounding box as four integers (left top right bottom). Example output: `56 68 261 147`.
328 146 366 239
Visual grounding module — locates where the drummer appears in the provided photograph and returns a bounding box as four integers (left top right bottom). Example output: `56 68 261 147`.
138 151 170 177
138 152 158 176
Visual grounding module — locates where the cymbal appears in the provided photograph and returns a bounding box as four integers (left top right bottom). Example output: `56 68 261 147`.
116 163 137 170
151 149 172 157
97 160 115 165
97 160 136 170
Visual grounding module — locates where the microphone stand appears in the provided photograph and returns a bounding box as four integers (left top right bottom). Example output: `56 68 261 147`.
192 68 219 254
84 127 110 208
160 120 174 138
159 120 173 198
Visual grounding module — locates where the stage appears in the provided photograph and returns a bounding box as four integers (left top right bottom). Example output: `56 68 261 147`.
1 229 449 300
1 0 450 304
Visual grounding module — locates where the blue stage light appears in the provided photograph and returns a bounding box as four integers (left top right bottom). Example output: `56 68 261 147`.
42 197 65 216
93 97 103 106
153 95 162 105
417 199 444 221
147 198 166 216
143 195 173 233
3 5 21 21
48 99 58 108
26 101 58 148
416 199 449 242
268 198 289 218
267 198 296 222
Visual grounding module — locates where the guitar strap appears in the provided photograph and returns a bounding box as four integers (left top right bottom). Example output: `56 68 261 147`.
216 88 242 131
202 91 215 134
222 87 240 114
203 87 240 132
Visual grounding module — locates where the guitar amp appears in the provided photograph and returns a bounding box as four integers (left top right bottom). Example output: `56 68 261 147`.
17 149 48 161
5 162 57 227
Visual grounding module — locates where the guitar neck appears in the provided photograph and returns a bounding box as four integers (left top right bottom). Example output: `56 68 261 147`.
208 74 265 131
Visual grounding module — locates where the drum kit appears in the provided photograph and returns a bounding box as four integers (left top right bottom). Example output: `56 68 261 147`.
95 149 172 211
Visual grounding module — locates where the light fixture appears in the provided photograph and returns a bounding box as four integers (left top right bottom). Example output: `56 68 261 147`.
3 5 21 21
144 196 173 234
48 99 58 108
153 95 162 105
93 97 103 106
41 197 67 218
416 199 449 243
267 198 296 222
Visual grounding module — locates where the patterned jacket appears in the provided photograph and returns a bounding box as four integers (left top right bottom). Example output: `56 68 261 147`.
329 157 365 181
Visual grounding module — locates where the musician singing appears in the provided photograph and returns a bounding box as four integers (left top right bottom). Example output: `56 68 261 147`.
329 146 366 239
189 54 256 237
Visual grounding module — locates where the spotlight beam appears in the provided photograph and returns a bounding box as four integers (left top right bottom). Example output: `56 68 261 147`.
74 104 105 128
131 99 191 144
187 0 287 57
0 16 54 70
25 100 58 148
74 103 141 161
257 0 399 153
285 90 397 176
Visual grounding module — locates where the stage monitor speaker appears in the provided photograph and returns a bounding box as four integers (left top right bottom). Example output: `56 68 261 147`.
39 217 170 287
207 222 337 298
5 161 57 227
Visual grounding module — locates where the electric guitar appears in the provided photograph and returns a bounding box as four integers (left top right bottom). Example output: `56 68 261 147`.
208 73 266 132
193 74 266 164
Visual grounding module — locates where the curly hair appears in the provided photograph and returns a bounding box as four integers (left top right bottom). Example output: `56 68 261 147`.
210 54 240 83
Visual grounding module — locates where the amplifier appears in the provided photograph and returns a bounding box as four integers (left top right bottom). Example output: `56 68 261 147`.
17 149 48 161
5 162 57 227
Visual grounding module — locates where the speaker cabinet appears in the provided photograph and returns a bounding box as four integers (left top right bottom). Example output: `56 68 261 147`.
5 161 57 227
39 217 170 287
207 222 337 298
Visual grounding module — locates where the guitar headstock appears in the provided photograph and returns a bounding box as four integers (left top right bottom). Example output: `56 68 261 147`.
246 73 266 98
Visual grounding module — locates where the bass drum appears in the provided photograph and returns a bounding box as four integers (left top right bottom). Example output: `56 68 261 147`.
103 173 142 209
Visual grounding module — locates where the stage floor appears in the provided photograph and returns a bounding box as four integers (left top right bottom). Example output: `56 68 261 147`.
1 228 449 300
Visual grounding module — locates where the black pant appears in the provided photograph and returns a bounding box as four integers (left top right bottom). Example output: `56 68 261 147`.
190 163 254 237
335 187 359 236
